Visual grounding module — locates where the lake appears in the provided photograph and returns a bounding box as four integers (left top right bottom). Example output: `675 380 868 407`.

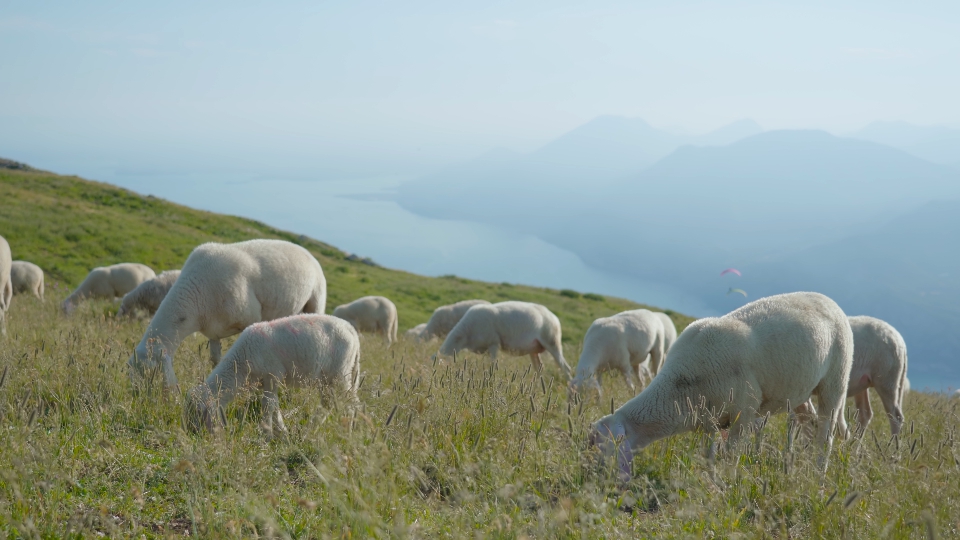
84 169 717 317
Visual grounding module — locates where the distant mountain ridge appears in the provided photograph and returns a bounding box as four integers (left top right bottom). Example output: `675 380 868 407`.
396 116 763 225
851 121 960 166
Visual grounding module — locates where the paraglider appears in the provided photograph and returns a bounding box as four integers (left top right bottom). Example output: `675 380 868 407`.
727 288 748 298
721 268 742 277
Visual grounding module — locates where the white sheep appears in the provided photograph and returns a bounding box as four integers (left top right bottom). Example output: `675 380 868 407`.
117 270 181 317
332 295 398 344
405 323 427 341
186 314 360 438
438 301 573 379
0 235 11 336
590 292 853 477
798 316 908 436
571 309 665 396
421 299 491 341
62 263 156 315
128 239 327 392
10 261 44 301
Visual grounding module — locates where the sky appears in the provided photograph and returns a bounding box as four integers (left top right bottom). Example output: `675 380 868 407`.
1 0 959 176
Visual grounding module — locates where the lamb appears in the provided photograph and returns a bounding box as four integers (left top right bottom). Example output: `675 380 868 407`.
571 309 665 396
438 301 573 379
798 316 908 436
117 270 181 317
0 235 11 335
332 296 398 344
590 292 853 477
62 263 156 315
405 323 427 341
421 299 491 341
186 314 360 438
10 261 44 301
128 239 327 392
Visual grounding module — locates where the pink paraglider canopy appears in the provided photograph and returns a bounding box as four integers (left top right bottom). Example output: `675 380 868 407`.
720 268 742 277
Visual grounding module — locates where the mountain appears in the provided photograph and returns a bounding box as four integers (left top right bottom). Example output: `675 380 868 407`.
851 121 960 165
544 130 960 279
395 116 762 226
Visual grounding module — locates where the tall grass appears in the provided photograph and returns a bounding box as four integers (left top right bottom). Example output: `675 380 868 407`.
1 295 958 538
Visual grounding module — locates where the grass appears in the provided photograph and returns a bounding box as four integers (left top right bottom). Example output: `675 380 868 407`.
1 167 959 537
2 298 959 538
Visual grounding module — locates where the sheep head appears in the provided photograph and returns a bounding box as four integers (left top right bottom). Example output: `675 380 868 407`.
588 415 633 482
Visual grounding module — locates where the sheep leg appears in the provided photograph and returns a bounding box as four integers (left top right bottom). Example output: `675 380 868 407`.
259 378 286 439
529 352 543 372
794 400 817 440
814 380 848 472
540 340 573 380
873 384 904 436
209 340 222 368
725 406 758 456
853 389 873 434
619 365 638 394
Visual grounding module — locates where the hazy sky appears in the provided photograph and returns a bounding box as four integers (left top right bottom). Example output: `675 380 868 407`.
1 0 958 175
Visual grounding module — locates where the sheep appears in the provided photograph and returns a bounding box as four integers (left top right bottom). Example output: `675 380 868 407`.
0 235 11 336
186 314 360 438
571 309 665 396
405 323 427 341
117 270 180 317
421 299 491 341
332 296 398 344
590 292 853 478
798 316 908 436
10 261 44 301
62 263 156 315
128 239 327 392
438 301 573 379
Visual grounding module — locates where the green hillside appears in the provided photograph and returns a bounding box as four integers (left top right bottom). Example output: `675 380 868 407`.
0 165 694 342
2 163 957 537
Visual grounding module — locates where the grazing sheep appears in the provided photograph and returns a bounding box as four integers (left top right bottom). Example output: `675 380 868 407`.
421 299 491 341
405 323 427 341
10 261 44 301
571 309 665 396
332 296 398 344
590 292 853 477
799 316 908 436
62 263 156 315
438 301 573 379
117 270 181 317
128 239 327 392
0 235 11 335
186 314 360 438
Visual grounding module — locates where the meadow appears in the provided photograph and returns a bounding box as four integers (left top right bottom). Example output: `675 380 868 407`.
1 166 959 537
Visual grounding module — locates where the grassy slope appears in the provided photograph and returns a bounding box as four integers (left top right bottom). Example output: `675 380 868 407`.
2 166 959 537
0 167 693 343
